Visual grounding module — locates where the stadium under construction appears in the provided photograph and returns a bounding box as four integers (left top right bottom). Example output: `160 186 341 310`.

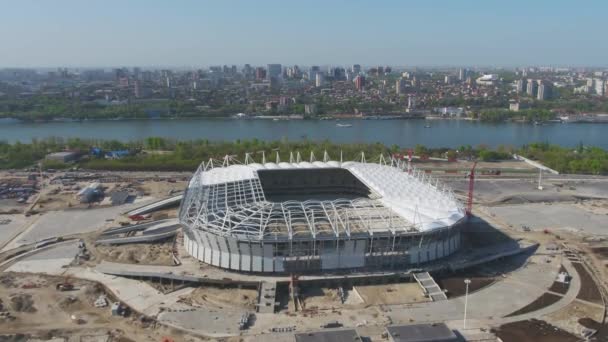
179 152 466 274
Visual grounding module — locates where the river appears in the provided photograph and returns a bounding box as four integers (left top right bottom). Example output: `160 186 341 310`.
1 118 607 148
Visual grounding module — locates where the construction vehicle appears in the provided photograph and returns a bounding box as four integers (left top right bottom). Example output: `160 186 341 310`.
56 283 74 291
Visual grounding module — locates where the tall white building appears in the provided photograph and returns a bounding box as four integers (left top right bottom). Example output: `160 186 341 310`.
594 78 605 96
537 80 552 100
458 68 467 81
396 78 405 95
407 95 416 110
515 79 526 94
315 73 324 87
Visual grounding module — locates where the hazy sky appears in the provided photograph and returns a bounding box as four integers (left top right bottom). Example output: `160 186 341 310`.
0 0 606 67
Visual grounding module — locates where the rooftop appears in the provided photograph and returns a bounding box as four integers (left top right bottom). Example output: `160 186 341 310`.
385 323 459 342
294 329 362 342
180 157 464 241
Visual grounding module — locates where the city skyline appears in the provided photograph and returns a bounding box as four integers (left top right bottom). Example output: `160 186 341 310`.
1 0 607 68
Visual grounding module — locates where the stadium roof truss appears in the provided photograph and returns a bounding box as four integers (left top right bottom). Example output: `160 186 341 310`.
179 153 465 241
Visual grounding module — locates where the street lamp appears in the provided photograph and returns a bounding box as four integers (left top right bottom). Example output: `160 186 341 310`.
463 278 471 329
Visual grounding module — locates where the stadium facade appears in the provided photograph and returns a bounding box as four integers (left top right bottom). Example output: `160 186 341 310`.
179 154 466 273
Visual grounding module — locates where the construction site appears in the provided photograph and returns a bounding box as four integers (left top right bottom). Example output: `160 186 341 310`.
0 153 608 342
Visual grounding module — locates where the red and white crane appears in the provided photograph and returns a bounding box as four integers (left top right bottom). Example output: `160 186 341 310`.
466 161 477 217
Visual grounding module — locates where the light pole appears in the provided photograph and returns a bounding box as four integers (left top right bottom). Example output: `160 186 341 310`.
463 278 471 329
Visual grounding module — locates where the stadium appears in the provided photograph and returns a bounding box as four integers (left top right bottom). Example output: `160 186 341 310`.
179 153 466 274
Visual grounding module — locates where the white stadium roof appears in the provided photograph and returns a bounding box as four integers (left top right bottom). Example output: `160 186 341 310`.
181 158 465 240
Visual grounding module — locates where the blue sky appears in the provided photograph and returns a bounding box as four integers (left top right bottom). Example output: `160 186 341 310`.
0 0 606 67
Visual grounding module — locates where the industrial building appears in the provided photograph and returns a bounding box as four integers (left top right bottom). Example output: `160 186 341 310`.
46 151 79 163
385 323 459 342
179 154 465 274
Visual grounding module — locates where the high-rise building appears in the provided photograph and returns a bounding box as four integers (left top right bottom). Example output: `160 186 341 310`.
332 67 346 81
243 64 252 77
352 64 361 74
269 76 279 90
308 66 320 81
377 66 384 75
354 75 366 91
315 73 324 87
133 67 141 80
444 75 454 84
134 80 141 98
459 68 467 81
304 104 317 116
537 80 552 100
255 67 266 81
407 95 416 110
411 77 420 88
396 78 405 95
267 64 282 80
516 79 526 94
594 78 605 96
526 79 538 97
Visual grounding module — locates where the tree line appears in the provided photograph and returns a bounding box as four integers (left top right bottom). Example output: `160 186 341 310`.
1 137 607 174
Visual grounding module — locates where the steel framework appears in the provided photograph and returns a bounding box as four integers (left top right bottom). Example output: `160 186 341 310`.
179 153 464 242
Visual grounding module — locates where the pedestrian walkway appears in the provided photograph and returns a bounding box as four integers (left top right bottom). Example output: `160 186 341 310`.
414 272 447 301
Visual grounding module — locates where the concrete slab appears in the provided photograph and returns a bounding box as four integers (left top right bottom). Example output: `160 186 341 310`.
386 253 561 324
487 203 608 235
63 267 194 316
5 241 79 274
0 214 32 249
158 304 245 337
5 204 140 249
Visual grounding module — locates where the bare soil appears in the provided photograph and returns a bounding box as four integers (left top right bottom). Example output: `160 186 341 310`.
355 282 428 305
505 292 562 317
181 285 258 310
572 262 603 304
591 247 608 259
0 272 207 341
546 301 604 335
435 274 495 298
493 319 579 342
93 241 175 266
578 318 608 340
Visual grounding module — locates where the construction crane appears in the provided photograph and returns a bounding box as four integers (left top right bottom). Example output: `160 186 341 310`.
466 161 478 217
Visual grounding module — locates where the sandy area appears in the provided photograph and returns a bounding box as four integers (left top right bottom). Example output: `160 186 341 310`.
0 273 205 341
545 300 604 336
180 285 258 310
299 286 345 310
93 241 175 266
355 282 429 305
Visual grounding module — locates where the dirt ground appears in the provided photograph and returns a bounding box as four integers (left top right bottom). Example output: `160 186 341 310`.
92 241 175 266
506 292 562 317
435 274 495 298
0 273 208 342
299 286 343 310
354 282 429 305
546 300 604 335
415 159 536 171
134 180 187 198
573 262 603 304
493 319 579 342
180 285 258 310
